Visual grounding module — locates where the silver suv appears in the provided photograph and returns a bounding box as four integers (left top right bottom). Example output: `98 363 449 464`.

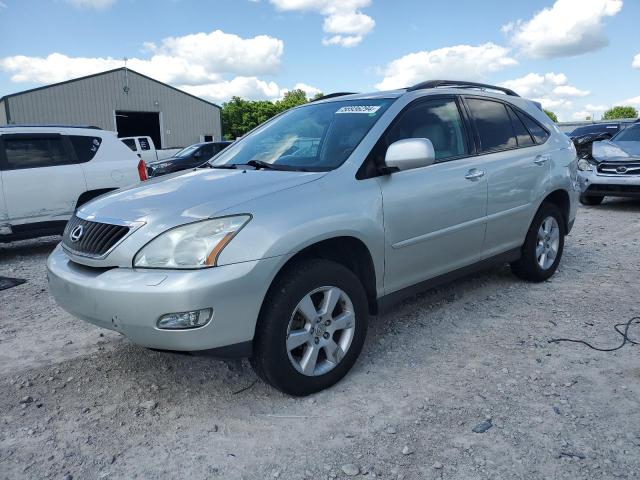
47 80 579 395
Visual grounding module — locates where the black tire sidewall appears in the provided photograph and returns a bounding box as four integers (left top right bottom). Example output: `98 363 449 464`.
521 203 566 281
251 259 369 396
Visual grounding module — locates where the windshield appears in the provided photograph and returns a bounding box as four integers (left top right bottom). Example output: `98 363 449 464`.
612 124 640 142
174 144 201 158
570 124 618 136
211 99 395 171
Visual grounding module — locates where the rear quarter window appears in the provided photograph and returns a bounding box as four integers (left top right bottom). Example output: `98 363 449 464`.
69 135 102 162
122 138 137 151
516 111 550 144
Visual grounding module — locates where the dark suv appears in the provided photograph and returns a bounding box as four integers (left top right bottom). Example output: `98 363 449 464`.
147 141 232 177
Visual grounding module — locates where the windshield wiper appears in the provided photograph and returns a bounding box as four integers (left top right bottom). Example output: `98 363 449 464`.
207 163 238 169
241 159 296 171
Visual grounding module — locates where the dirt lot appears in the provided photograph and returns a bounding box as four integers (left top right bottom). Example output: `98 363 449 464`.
1 200 639 480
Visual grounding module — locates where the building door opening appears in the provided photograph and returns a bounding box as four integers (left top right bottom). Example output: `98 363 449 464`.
115 111 162 148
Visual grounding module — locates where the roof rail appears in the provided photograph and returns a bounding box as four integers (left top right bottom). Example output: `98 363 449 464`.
0 124 103 130
310 92 357 102
407 80 519 97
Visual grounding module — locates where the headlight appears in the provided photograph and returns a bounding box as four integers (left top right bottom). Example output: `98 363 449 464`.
134 215 251 269
577 159 594 171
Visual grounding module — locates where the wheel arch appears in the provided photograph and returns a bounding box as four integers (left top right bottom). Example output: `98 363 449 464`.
263 235 379 318
76 188 118 209
540 189 571 231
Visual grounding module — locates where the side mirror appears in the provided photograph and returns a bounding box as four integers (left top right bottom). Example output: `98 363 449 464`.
384 138 435 172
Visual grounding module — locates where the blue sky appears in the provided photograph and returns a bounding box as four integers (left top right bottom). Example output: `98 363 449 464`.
0 0 639 120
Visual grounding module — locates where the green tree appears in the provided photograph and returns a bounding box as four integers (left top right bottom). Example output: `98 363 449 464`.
221 89 323 139
543 109 558 123
602 105 638 120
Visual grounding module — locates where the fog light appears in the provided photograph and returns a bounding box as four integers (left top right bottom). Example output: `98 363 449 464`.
157 308 212 330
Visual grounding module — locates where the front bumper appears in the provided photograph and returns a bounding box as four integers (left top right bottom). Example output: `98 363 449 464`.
578 169 640 198
47 245 283 352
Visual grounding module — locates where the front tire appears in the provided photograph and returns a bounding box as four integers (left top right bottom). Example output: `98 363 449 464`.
250 259 369 396
511 202 565 282
579 194 604 206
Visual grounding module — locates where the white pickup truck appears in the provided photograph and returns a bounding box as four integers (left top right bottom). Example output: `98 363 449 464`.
0 125 143 241
120 136 180 163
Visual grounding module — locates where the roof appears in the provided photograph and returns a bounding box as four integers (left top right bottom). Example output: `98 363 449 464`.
0 67 221 109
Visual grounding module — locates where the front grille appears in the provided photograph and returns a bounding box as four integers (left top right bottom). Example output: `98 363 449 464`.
587 184 640 194
62 215 130 257
597 162 640 175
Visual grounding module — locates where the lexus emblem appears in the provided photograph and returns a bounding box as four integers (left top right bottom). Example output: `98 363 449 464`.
70 225 84 243
616 166 628 173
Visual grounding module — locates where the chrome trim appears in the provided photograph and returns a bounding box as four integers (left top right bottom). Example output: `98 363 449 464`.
61 211 145 260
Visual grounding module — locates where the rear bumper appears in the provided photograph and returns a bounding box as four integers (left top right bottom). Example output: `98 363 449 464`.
578 170 640 198
47 245 283 352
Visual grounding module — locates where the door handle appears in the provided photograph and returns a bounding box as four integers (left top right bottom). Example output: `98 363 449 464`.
534 155 550 166
465 169 485 180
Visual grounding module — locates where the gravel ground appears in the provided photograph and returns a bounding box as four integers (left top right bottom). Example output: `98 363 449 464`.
1 200 639 480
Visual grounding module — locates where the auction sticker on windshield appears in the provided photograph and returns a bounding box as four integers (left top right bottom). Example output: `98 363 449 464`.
335 105 381 114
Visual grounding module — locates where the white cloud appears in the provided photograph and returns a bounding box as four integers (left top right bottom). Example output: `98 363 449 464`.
376 43 517 91
633 53 640 68
0 1 6 11
178 78 321 104
0 30 284 87
66 0 117 10
269 0 375 47
617 96 640 106
501 72 592 121
571 104 609 120
505 0 623 58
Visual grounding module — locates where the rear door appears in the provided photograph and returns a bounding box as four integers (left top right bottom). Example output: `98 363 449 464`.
0 133 87 225
463 97 551 256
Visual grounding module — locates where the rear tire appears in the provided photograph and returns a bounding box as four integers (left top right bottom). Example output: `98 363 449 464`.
511 202 565 282
579 194 604 206
250 259 369 396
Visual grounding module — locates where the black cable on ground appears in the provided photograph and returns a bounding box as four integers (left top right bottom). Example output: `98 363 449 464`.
548 316 640 352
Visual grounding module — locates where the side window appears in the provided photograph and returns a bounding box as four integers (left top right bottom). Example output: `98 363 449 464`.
69 135 102 162
4 136 70 170
515 110 550 144
466 98 517 152
139 138 151 150
506 107 535 147
385 98 468 161
122 138 137 151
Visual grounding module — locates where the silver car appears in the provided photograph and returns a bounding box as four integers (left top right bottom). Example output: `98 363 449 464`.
47 80 579 395
577 121 640 205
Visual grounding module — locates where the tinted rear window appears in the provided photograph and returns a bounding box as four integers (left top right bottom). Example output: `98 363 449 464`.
139 138 151 150
4 136 70 170
467 98 517 152
69 135 102 162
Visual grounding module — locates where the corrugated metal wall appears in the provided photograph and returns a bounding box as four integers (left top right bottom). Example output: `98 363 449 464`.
2 69 221 148
0 99 6 125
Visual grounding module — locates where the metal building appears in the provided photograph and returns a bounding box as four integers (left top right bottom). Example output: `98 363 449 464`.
0 68 222 149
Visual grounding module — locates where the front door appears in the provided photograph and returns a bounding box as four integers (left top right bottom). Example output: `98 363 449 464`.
375 97 488 294
0 134 87 226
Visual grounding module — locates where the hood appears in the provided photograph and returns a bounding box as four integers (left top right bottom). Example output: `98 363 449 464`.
147 156 183 166
592 140 640 162
78 167 325 225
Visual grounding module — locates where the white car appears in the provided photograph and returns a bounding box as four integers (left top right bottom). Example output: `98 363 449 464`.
120 136 180 163
0 125 143 241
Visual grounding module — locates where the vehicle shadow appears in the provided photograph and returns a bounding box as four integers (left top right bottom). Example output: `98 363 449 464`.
0 236 60 261
92 264 513 401
590 197 640 212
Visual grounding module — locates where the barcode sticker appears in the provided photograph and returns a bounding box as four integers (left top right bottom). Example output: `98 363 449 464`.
335 106 381 114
